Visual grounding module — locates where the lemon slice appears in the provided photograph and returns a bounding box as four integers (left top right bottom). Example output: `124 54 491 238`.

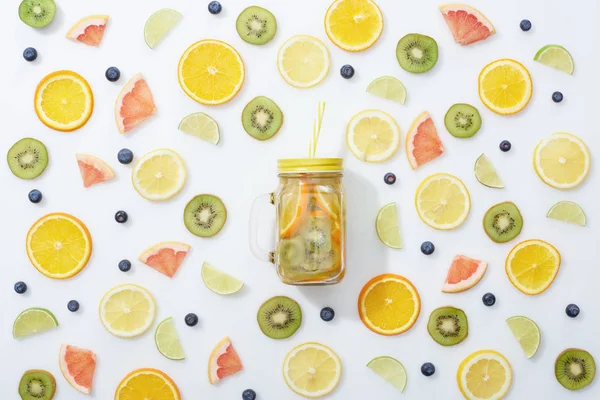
324 0 383 52
457 350 512 400
478 59 532 115
376 203 402 249
155 317 185 360
201 262 244 295
415 173 471 230
277 35 330 88
367 356 407 393
13 308 59 339
115 369 180 399
475 153 504 188
144 9 182 49
346 109 401 163
366 76 407 104
283 342 342 398
547 201 586 226
178 112 219 144
533 132 591 190
506 316 541 358
534 44 574 75
99 284 156 338
132 149 186 201
505 239 561 295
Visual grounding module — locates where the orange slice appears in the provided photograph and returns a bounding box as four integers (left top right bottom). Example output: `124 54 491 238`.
506 239 561 295
66 15 109 46
115 368 180 400
358 274 420 336
279 183 310 238
59 344 96 394
115 73 156 133
439 5 495 46
208 337 243 384
139 242 190 278
76 154 114 188
442 255 487 293
406 111 444 169
324 0 383 52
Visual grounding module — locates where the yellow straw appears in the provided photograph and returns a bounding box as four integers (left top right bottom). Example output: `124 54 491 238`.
310 101 326 158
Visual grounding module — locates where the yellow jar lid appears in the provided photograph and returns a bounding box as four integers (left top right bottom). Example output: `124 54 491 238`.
278 158 343 173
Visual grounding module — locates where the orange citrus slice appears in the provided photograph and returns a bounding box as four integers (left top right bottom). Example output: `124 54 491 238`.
478 59 532 115
506 239 561 295
115 368 180 400
279 183 310 238
325 0 383 52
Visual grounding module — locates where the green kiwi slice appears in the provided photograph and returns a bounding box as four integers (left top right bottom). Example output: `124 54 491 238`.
7 138 48 180
236 6 277 45
278 237 305 267
242 96 283 140
19 370 56 400
427 306 468 346
444 103 482 138
257 296 302 339
483 201 523 243
555 348 596 391
396 33 439 73
302 217 332 253
183 194 227 237
19 0 56 28
302 246 340 272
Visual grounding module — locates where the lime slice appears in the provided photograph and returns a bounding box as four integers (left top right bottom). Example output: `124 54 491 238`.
154 317 185 360
367 356 407 392
547 201 586 226
506 316 541 358
376 203 402 249
178 112 220 145
144 9 182 49
534 44 574 75
13 308 59 339
366 76 407 105
201 262 244 295
474 154 504 189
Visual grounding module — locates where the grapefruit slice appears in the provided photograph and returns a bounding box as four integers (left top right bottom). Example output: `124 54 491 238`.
439 5 495 46
139 242 190 278
406 111 445 169
59 344 97 394
66 15 109 47
115 73 157 134
208 336 243 384
442 255 487 293
76 154 115 188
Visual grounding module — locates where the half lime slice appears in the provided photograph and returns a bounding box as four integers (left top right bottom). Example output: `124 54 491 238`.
155 317 185 360
376 203 402 249
144 9 182 49
547 201 586 226
13 308 59 339
474 153 504 189
366 76 407 105
201 262 244 295
367 356 407 392
506 316 541 358
534 44 574 75
178 112 220 145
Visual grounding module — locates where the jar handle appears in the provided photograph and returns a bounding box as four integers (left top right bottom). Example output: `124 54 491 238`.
249 193 275 263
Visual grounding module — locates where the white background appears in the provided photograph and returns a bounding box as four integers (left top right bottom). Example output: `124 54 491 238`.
1 0 599 398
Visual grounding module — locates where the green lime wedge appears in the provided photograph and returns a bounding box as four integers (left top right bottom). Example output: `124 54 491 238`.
155 317 185 360
367 356 407 392
13 308 59 339
506 316 541 359
474 153 504 189
547 201 586 226
534 44 574 75
178 112 220 145
201 262 244 295
366 76 407 105
144 9 182 49
376 203 402 249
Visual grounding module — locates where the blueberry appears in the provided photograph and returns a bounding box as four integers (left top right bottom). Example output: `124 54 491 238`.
420 241 435 255
14 281 27 294
340 64 355 79
105 67 121 82
421 362 435 377
117 148 133 164
320 307 335 322
552 91 563 103
28 189 42 203
384 173 396 185
185 313 199 327
242 389 257 400
115 211 128 223
67 300 80 312
118 259 131 272
499 140 511 152
520 19 532 31
566 304 580 318
23 47 38 62
482 292 496 306
208 1 222 14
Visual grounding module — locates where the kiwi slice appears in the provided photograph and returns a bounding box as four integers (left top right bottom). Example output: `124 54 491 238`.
19 0 56 28
257 296 302 339
302 217 332 253
7 138 48 180
302 246 340 272
427 306 468 346
278 237 305 267
444 104 482 138
242 96 283 140
19 370 56 400
555 348 596 391
236 6 277 45
396 33 439 74
483 201 523 243
183 194 227 237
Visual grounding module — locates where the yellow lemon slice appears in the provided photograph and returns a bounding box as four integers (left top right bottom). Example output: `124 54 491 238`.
533 132 591 189
278 35 330 88
283 342 342 398
478 59 532 115
415 173 471 230
132 149 186 201
115 368 180 400
346 109 401 163
457 350 512 400
99 284 156 338
505 239 561 295
325 0 383 52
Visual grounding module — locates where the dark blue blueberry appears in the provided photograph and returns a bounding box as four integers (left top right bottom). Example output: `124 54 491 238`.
115 211 128 223
340 64 355 79
499 140 511 152
421 362 435 376
14 281 27 294
566 304 580 318
208 1 222 14
105 67 121 82
23 47 38 62
118 259 132 272
420 241 435 255
320 307 335 322
28 189 42 203
242 389 256 400
520 19 532 31
185 313 199 326
552 91 563 103
384 173 396 185
482 292 496 307
117 148 133 164
67 300 80 312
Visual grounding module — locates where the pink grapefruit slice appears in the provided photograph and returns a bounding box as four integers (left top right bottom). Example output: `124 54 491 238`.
406 111 445 169
115 73 156 134
76 154 115 188
139 241 190 278
66 15 109 47
59 344 97 394
442 255 487 293
440 5 495 46
208 336 243 384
